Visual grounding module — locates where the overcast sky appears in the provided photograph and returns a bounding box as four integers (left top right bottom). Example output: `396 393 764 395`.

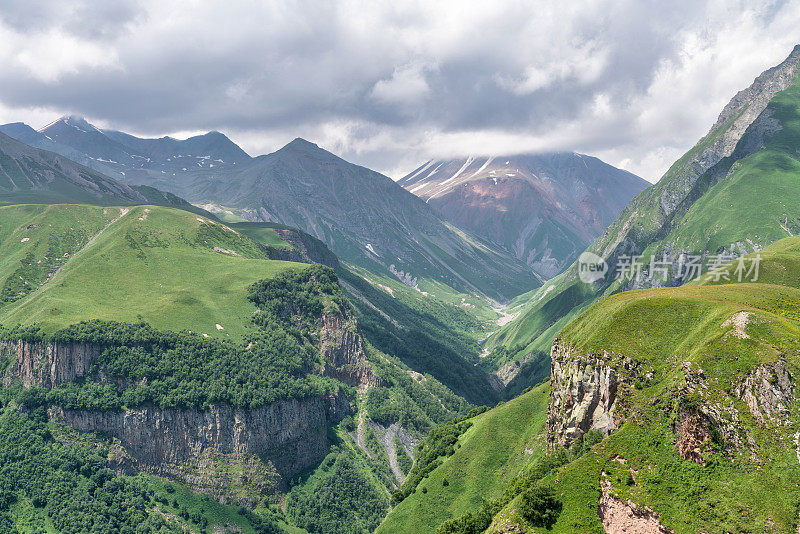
1 0 799 182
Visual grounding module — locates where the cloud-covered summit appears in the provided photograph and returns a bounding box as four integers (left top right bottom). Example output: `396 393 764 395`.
0 0 799 181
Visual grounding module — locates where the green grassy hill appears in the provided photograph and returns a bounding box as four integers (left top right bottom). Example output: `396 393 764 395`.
231 221 295 249
501 238 800 532
490 241 800 532
0 206 326 531
0 204 301 338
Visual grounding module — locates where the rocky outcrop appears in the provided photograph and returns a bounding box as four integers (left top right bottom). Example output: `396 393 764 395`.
546 338 786 465
1 339 102 388
675 362 754 462
547 339 636 448
732 358 793 426
598 479 674 534
50 391 351 494
675 409 716 465
320 311 383 388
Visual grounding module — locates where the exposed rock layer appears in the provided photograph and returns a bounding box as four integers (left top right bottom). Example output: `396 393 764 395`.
598 479 674 534
50 392 349 485
733 358 793 425
320 311 383 388
675 409 715 465
1 311 365 499
547 339 634 448
1 339 101 388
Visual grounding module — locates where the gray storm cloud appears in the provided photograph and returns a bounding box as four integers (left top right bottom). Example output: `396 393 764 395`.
1 0 799 181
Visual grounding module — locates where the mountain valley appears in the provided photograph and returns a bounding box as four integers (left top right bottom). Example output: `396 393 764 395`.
0 29 799 534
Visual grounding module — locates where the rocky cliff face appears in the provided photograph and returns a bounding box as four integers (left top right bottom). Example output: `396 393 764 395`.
546 339 637 448
1 305 372 503
320 311 383 388
50 392 349 494
1 339 102 388
2 333 360 501
598 477 674 534
1 319 381 392
733 358 793 426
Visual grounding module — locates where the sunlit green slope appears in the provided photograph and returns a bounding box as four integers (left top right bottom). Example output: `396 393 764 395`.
0 204 301 338
388 235 800 533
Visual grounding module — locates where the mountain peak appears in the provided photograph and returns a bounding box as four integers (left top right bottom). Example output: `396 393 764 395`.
284 137 320 150
0 122 46 147
778 43 800 65
276 138 334 160
196 130 237 144
40 115 101 134
399 152 646 278
180 130 251 160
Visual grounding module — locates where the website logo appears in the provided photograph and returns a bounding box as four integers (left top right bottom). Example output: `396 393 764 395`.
578 252 608 284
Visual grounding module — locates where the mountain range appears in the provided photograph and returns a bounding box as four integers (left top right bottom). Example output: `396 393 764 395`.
0 117 648 303
378 44 800 534
191 137 546 301
1 120 550 301
0 116 250 195
0 131 205 214
399 153 647 278
2 41 799 534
